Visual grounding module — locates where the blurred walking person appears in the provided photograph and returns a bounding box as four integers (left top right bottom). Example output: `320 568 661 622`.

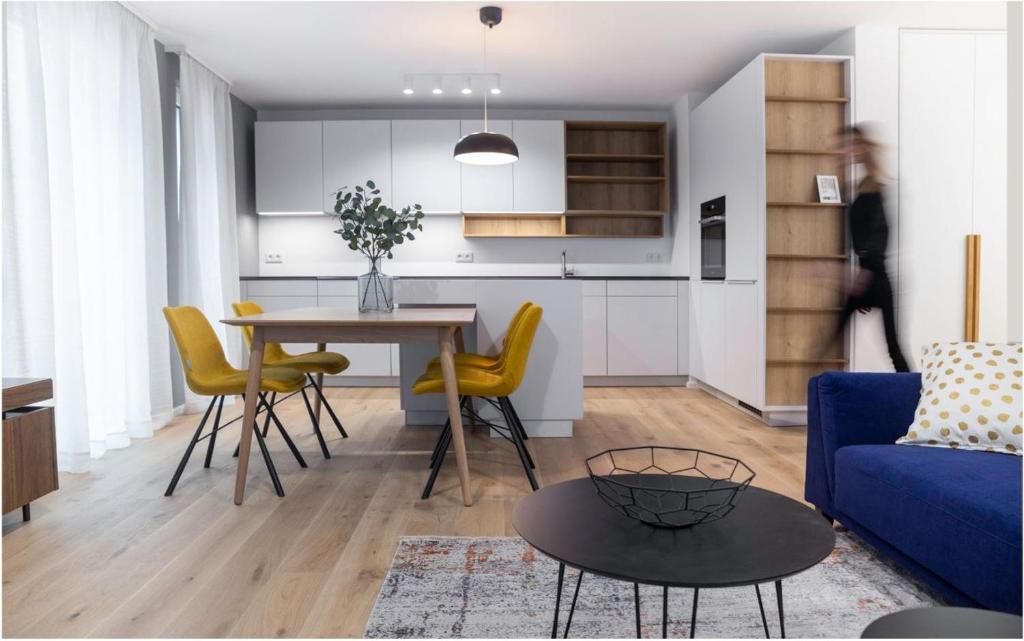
831 124 910 372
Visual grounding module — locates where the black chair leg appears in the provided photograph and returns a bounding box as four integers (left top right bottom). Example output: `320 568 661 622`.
260 393 307 468
202 396 226 468
299 387 331 459
251 420 285 497
166 396 217 496
421 426 452 499
307 374 347 438
428 418 452 469
502 397 535 469
499 397 539 491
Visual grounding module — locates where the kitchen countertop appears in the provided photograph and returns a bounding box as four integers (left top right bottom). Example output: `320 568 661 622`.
240 275 690 281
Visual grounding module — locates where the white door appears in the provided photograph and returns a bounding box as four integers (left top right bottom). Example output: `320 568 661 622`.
700 282 726 389
607 297 678 375
460 120 513 212
725 282 761 405
323 120 392 211
391 120 461 213
582 295 608 376
512 120 566 212
255 121 324 213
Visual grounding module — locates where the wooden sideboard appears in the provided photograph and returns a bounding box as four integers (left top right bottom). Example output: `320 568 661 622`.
2 378 59 521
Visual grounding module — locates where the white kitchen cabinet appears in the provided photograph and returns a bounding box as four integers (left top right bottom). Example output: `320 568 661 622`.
512 120 566 212
698 282 726 389
677 281 689 375
391 120 461 213
688 283 704 380
323 120 392 211
317 296 393 377
607 296 677 376
255 121 324 213
244 295 318 358
460 120 513 212
582 294 608 376
724 282 760 405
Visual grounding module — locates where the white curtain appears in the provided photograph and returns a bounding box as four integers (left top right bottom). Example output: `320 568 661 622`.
3 2 173 471
177 54 241 412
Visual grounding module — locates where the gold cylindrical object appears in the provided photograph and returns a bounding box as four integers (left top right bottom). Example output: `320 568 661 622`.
965 234 981 341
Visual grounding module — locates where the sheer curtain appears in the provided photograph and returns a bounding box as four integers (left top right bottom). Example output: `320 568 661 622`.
177 54 241 412
3 2 173 471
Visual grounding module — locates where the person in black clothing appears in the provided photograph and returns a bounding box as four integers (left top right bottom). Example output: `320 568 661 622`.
831 125 910 372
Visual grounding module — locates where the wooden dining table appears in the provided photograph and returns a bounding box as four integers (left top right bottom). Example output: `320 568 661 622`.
222 306 477 506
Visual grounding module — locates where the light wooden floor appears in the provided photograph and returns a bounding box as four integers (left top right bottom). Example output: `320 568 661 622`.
1 387 807 638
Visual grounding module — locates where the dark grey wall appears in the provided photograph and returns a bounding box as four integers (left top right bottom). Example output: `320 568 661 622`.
232 95 259 276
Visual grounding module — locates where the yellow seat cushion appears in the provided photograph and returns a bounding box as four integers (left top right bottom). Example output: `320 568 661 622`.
188 365 307 396
425 353 500 370
268 351 350 375
412 367 514 398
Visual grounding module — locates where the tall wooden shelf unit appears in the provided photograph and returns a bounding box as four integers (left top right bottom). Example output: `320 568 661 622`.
763 58 850 406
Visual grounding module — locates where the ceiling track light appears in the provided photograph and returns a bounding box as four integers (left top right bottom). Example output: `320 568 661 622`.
453 6 518 166
402 75 414 95
431 75 443 95
490 76 502 95
461 76 473 95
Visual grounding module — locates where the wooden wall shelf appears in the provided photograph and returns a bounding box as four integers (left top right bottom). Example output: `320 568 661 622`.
767 253 848 261
567 175 665 184
768 306 844 313
767 201 845 208
765 96 849 103
766 148 838 155
566 209 664 217
566 153 664 162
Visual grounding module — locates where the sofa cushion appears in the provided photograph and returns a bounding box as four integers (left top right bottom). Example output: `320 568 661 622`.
834 444 1022 613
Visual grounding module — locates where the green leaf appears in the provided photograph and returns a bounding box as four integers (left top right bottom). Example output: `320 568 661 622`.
367 179 376 189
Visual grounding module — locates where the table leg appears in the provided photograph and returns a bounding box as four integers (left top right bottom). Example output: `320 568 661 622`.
634 583 642 638
438 327 472 506
755 584 770 638
662 586 668 638
313 342 325 425
689 588 698 639
563 570 583 638
552 562 565 639
452 327 478 428
775 580 785 639
234 327 266 505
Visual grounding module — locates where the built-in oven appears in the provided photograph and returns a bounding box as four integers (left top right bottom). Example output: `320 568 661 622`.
700 196 726 280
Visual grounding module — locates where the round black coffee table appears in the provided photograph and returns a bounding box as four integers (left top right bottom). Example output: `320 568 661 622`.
861 607 1023 638
512 478 836 638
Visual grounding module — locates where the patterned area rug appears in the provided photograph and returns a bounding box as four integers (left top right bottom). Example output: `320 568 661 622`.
365 532 942 638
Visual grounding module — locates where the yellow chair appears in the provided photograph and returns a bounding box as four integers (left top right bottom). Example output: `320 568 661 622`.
423 301 533 373
416 304 543 498
164 306 308 497
233 301 351 459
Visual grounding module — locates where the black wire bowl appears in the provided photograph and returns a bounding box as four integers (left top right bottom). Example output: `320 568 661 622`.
585 447 756 528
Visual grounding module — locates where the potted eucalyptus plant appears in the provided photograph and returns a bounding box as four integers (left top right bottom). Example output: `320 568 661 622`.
329 180 424 312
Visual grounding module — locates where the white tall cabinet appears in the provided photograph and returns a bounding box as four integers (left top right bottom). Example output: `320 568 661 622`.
899 30 1008 351
255 121 324 213
391 120 462 213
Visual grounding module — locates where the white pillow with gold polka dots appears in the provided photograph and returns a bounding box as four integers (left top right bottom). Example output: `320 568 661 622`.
897 341 1022 455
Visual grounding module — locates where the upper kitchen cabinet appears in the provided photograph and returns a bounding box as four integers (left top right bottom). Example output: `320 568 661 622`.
255 121 324 214
460 119 514 212
392 120 461 213
512 120 566 213
323 120 392 212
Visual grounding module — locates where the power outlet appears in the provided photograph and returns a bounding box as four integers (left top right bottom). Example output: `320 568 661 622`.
455 251 474 263
264 252 283 264
645 252 663 263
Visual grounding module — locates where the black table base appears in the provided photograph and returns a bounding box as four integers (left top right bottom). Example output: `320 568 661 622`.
550 564 787 639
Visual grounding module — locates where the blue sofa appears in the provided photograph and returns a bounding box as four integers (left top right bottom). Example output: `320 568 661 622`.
805 372 1022 614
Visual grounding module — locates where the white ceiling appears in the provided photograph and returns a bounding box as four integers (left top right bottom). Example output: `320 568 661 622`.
130 1 1007 110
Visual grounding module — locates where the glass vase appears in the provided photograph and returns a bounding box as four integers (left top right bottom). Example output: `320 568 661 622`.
357 258 394 313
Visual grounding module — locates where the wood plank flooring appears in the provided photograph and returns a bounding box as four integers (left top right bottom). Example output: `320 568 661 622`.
1 387 807 638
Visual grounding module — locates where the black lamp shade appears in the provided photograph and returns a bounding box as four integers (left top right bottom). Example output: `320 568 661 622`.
453 131 519 165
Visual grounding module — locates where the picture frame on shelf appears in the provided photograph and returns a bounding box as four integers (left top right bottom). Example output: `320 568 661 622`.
816 175 842 204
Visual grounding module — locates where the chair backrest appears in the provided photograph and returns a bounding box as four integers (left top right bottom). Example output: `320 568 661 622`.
232 301 290 362
499 304 543 392
163 306 234 392
490 301 533 365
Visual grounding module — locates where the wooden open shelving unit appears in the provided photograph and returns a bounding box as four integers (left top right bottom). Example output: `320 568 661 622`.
463 120 668 238
764 58 850 406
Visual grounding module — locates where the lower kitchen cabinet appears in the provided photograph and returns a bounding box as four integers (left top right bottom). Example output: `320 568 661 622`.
582 295 608 376
607 296 678 376
724 282 760 406
697 282 726 389
317 296 393 377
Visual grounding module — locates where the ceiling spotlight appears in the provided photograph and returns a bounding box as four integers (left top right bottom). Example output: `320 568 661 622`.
402 76 414 95
490 77 502 95
431 76 444 95
461 77 473 95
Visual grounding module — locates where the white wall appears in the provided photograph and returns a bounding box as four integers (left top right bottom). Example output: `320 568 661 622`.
670 92 706 275
254 107 682 277
1009 2 1023 343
